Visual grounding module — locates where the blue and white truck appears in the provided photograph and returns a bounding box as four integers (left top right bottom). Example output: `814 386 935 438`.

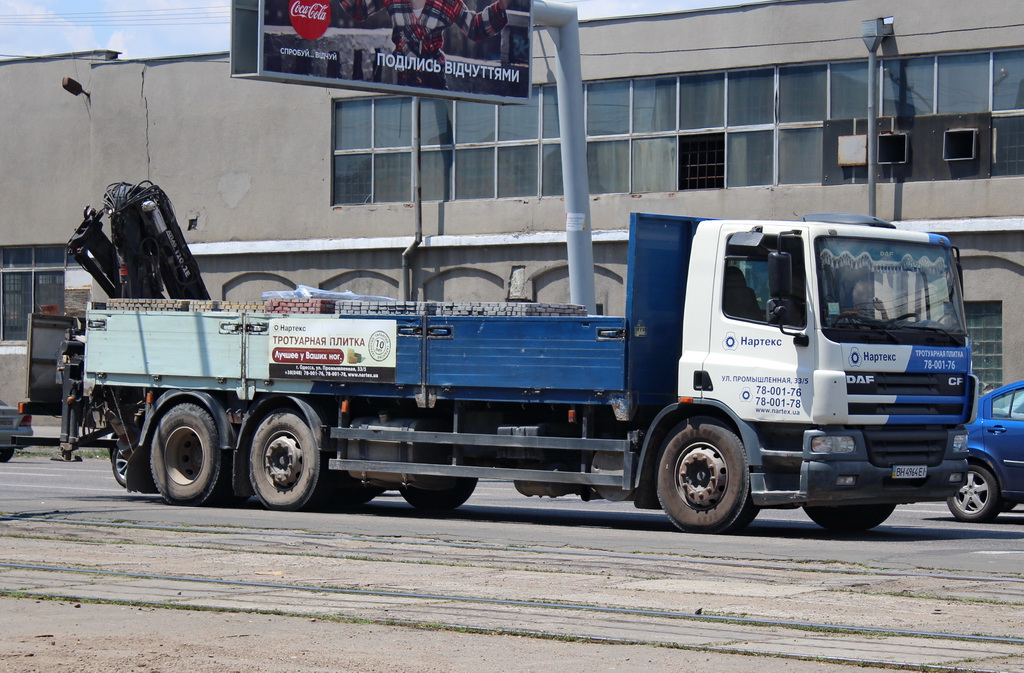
28 206 976 534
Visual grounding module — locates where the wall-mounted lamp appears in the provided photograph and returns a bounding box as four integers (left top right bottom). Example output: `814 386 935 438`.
61 76 90 99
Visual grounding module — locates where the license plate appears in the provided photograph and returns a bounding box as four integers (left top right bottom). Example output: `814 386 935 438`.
0 419 13 428
892 465 927 479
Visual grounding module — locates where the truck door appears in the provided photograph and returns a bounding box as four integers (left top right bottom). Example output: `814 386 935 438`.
702 227 816 423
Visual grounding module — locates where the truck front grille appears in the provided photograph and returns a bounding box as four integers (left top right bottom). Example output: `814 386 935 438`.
862 427 947 467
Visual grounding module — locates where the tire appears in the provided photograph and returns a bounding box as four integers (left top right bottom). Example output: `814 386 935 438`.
803 503 896 531
656 417 758 534
109 440 131 488
151 403 233 506
400 478 477 510
249 409 327 511
0 447 14 463
947 464 1003 523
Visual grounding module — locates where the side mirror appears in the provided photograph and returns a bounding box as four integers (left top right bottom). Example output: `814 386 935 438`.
768 251 793 297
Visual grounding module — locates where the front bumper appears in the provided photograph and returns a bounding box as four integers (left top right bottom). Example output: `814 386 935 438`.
750 427 968 507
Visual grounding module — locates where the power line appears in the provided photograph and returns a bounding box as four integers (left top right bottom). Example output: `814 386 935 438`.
0 5 230 27
577 21 1024 58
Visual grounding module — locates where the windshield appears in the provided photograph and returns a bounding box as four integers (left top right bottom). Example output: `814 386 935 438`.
817 236 966 340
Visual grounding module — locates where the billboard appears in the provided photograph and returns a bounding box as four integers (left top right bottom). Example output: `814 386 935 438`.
234 0 532 103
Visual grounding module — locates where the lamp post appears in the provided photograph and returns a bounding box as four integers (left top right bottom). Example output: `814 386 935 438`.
861 17 893 218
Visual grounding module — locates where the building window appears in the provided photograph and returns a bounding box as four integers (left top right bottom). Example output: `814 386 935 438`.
993 50 1024 111
779 128 823 184
779 65 826 122
587 139 629 193
966 301 1002 391
679 133 725 190
728 69 774 127
332 48 1024 203
633 78 676 133
1 246 66 341
587 80 630 136
727 130 773 187
830 61 868 120
993 116 1024 176
680 73 724 130
632 137 676 192
883 57 935 117
938 53 989 114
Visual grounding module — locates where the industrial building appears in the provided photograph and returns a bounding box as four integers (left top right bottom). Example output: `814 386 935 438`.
1 0 1022 404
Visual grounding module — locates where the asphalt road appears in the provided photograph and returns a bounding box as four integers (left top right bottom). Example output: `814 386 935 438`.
1 452 1022 574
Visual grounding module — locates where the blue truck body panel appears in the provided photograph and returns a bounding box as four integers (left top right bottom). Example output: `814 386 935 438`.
624 213 700 405
85 213 704 408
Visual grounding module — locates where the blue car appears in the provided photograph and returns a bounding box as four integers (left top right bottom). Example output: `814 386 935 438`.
947 381 1024 522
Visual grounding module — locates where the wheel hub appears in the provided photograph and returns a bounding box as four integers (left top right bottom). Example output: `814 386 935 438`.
165 427 202 486
957 474 988 512
677 445 727 507
264 435 303 488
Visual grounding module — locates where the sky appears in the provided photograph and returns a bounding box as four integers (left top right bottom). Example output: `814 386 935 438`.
0 0 753 60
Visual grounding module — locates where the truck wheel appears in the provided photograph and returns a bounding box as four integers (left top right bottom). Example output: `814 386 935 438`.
151 403 232 506
804 503 896 531
109 441 131 488
947 464 1003 523
656 417 758 534
400 478 477 510
0 447 14 463
249 409 327 511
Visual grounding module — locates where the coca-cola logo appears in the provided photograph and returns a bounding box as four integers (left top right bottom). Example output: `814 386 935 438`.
289 0 330 40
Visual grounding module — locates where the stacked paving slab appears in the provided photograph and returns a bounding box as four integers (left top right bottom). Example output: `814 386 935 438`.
95 297 589 318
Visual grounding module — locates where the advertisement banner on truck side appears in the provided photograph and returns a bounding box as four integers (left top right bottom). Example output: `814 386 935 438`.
268 317 397 382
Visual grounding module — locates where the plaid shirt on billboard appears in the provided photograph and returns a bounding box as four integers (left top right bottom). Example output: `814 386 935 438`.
340 0 508 61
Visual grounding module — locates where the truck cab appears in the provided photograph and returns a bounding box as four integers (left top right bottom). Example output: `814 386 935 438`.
674 215 974 530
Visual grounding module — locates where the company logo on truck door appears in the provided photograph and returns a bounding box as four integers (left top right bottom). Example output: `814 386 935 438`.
723 332 783 351
847 347 898 368
842 345 969 374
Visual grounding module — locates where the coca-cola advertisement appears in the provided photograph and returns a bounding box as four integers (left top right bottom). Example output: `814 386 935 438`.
257 0 532 102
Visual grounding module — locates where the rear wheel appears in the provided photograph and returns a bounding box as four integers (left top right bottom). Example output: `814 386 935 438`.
0 447 14 463
803 503 896 531
947 464 1002 523
656 417 758 534
151 403 232 506
400 478 477 510
249 409 327 511
109 440 131 488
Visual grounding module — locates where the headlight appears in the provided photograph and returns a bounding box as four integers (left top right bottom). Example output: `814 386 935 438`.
810 435 856 454
952 433 969 454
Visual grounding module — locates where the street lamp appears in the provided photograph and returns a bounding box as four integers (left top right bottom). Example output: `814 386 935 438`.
862 17 894 217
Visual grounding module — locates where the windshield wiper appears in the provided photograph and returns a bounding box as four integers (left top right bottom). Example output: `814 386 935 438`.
828 315 901 343
897 322 966 345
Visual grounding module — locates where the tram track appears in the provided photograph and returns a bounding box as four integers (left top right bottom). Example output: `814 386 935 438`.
3 514 1024 586
0 515 1022 671
0 559 1021 672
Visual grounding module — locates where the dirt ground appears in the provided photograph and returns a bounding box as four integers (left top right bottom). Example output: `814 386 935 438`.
1 598 917 673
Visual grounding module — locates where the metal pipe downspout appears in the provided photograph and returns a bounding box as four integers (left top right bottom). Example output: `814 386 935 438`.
866 47 878 217
402 97 423 302
862 18 892 219
533 0 596 313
